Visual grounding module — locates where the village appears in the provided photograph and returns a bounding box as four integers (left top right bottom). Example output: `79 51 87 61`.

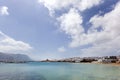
42 56 120 64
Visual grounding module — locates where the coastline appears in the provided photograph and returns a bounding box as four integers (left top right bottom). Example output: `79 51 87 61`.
91 62 120 66
101 63 120 66
40 60 120 66
1 61 120 66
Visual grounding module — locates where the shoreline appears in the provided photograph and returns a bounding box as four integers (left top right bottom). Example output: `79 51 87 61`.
40 61 120 66
1 61 120 66
100 63 120 66
91 62 120 66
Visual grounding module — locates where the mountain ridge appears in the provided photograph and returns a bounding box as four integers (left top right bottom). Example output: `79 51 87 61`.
0 52 32 63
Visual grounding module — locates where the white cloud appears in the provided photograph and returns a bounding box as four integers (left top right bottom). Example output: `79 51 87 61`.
74 0 103 11
81 36 120 57
39 0 104 48
58 46 66 52
39 0 103 16
0 6 9 16
57 8 84 47
57 1 120 51
38 0 73 16
79 1 120 56
0 31 32 54
58 1 120 56
39 0 104 47
39 0 120 56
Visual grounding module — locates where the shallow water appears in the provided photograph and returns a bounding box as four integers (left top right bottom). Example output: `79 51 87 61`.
0 62 120 80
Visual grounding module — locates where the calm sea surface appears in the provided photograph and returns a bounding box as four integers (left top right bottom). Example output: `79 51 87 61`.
0 62 120 80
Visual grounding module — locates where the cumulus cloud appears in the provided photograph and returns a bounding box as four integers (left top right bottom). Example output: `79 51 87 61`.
39 0 103 16
81 1 120 56
39 0 104 48
58 46 66 52
38 0 73 15
57 8 84 47
81 36 120 57
74 0 103 11
39 0 120 56
56 1 120 56
59 1 120 56
0 6 9 16
0 31 32 54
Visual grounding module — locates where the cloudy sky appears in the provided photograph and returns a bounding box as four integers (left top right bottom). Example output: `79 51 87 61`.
0 0 120 60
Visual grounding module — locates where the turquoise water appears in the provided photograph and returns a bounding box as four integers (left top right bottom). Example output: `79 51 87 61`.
0 62 120 80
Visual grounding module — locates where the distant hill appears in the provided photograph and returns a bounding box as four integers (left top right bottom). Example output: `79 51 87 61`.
0 52 32 63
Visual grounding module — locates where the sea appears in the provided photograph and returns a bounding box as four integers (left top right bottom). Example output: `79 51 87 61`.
0 62 120 80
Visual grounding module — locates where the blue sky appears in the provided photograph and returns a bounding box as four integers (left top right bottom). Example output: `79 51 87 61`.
0 0 120 60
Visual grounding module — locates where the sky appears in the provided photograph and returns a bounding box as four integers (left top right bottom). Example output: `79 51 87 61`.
0 0 120 60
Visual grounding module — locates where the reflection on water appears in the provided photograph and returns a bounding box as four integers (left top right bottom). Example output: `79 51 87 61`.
0 62 120 80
